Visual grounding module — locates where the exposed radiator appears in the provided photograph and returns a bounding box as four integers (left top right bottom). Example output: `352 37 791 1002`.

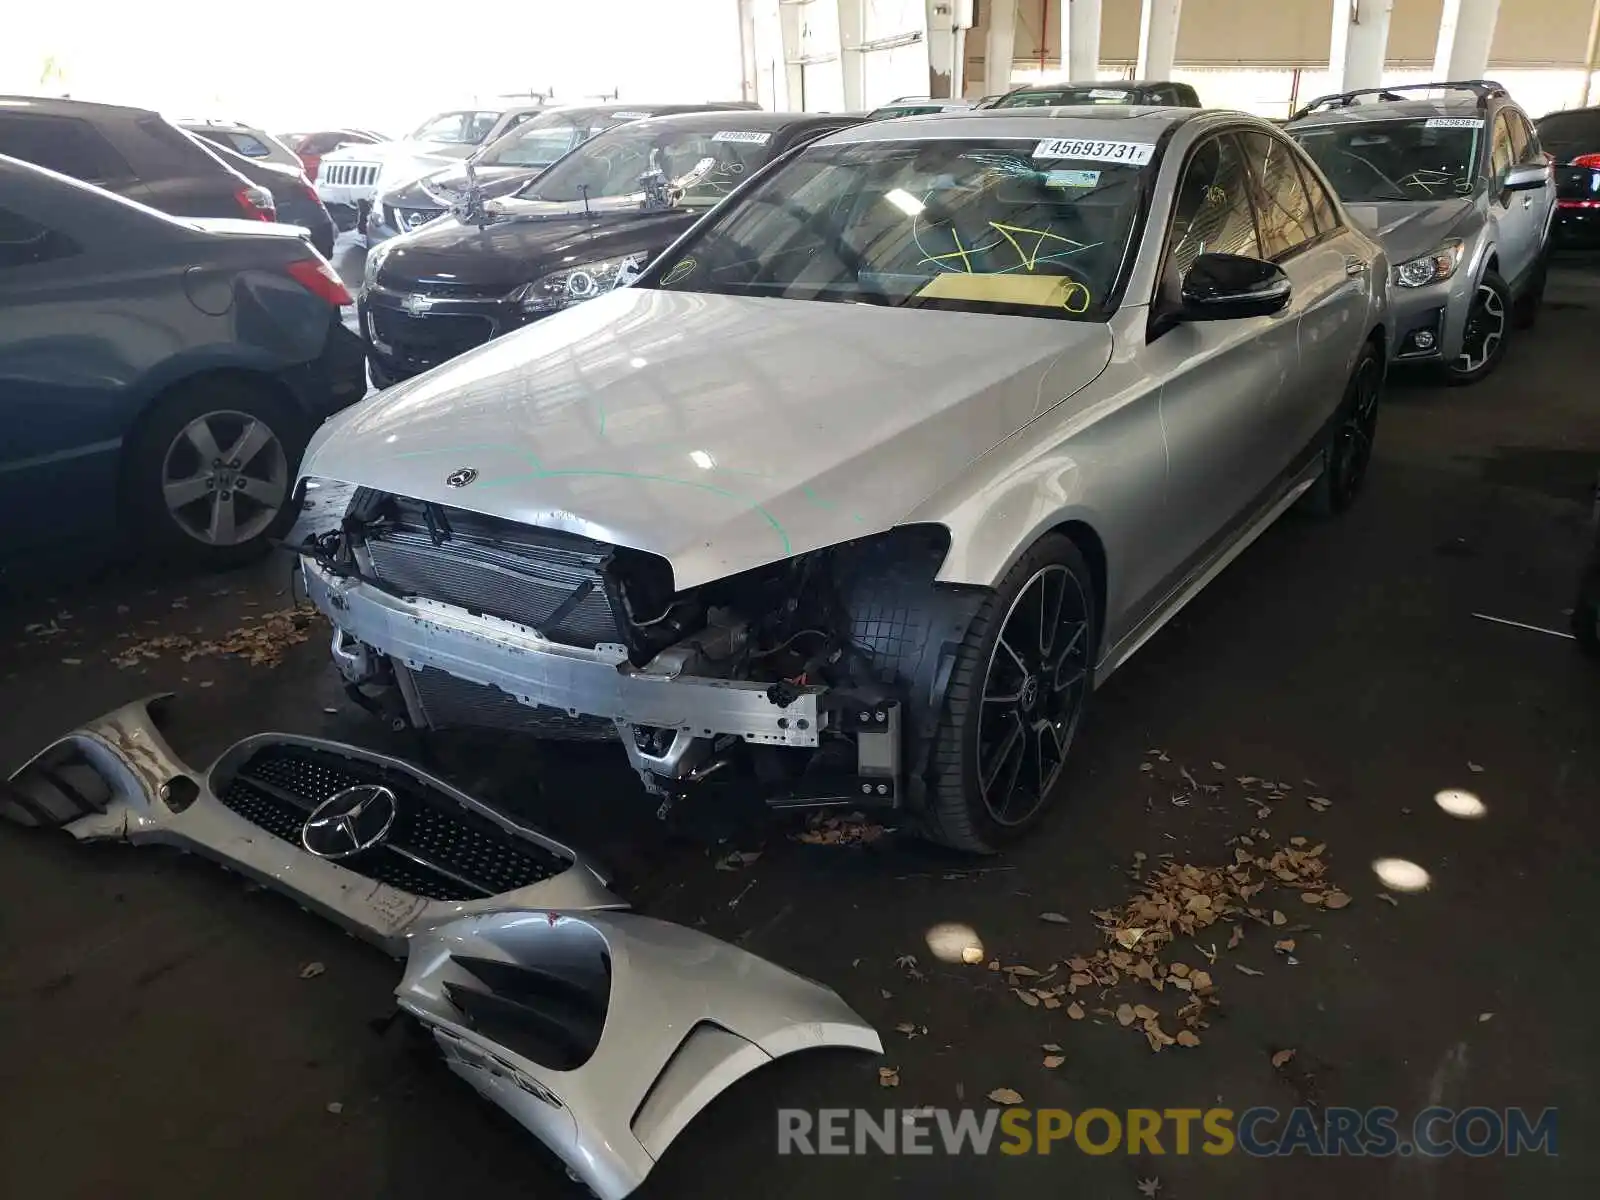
406 665 618 741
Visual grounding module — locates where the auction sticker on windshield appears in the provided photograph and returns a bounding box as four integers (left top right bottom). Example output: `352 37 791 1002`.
1033 138 1154 165
610 111 651 119
713 130 772 144
1425 117 1483 128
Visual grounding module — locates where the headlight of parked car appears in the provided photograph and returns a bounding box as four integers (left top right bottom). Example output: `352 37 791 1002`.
1393 240 1465 288
363 239 393 290
507 254 647 314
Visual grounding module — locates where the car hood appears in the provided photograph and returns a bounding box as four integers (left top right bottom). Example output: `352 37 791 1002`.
374 208 699 293
1342 197 1477 262
300 288 1114 588
383 163 538 208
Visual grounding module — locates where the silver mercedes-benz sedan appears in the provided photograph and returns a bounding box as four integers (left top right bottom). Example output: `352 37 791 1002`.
292 106 1391 852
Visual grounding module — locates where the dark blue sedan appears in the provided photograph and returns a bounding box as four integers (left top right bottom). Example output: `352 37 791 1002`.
0 154 366 567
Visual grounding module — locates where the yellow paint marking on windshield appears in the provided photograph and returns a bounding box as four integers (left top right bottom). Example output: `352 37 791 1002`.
915 272 1091 312
916 228 979 273
987 222 1082 272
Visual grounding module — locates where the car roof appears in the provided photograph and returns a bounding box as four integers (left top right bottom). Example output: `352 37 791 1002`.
0 94 156 121
614 110 859 134
821 104 1202 145
1287 96 1486 129
1007 79 1181 92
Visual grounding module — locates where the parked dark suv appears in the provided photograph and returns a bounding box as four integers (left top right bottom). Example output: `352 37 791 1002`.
1535 106 1600 247
0 155 366 567
0 95 276 222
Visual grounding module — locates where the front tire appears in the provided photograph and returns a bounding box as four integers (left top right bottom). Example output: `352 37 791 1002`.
922 534 1096 853
123 377 308 568
1445 271 1512 385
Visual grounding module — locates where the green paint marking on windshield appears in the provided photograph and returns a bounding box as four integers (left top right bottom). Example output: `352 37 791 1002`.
476 467 791 555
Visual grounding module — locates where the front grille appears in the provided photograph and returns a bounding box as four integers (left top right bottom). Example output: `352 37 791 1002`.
408 665 618 740
365 500 624 648
367 306 494 377
215 743 570 901
324 161 379 187
392 205 444 231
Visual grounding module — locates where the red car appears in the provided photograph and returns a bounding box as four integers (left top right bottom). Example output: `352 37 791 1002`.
279 129 388 183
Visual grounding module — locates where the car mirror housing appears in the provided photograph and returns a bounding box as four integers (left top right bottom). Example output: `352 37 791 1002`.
1502 162 1551 192
1179 253 1292 321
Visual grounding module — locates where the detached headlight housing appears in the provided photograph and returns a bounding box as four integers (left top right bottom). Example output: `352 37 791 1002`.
1393 240 1465 288
508 253 647 314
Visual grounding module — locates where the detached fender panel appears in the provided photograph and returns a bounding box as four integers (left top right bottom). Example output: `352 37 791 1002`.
398 910 883 1199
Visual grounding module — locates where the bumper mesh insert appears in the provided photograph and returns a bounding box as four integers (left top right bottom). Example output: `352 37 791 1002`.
215 744 569 902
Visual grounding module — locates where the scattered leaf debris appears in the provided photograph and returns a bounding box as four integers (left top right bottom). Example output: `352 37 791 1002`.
878 1067 900 1088
326 1102 344 1115
1067 1002 1086 1021
1039 911 1072 924
1468 762 1484 774
1271 1048 1296 1069
298 961 325 980
794 811 886 846
1478 1012 1494 1023
987 1087 1024 1105
1043 1054 1065 1069
1137 1178 1162 1198
1235 964 1264 977
109 606 322 671
1377 892 1399 907
715 849 762 871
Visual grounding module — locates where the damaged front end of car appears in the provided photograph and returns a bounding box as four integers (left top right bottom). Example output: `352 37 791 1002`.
292 480 986 818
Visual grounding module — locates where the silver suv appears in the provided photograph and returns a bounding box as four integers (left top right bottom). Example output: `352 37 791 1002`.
1288 80 1556 384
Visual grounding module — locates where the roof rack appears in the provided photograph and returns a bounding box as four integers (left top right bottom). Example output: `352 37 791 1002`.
1290 79 1507 121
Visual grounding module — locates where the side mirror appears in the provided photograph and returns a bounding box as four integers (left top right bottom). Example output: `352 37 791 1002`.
1179 253 1292 321
1503 162 1551 191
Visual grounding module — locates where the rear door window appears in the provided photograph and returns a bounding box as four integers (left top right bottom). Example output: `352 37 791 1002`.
0 114 132 185
0 206 80 269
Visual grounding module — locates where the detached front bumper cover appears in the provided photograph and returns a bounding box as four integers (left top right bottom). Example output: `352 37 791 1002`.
5 698 883 1198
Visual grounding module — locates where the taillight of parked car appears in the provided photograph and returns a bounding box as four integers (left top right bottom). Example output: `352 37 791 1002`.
235 185 276 221
285 257 353 307
1573 152 1600 169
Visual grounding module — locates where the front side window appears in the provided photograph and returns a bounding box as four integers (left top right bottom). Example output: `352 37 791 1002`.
1294 117 1484 201
1491 113 1514 180
1239 132 1318 258
520 125 774 209
1165 133 1261 278
409 110 500 145
0 114 129 184
647 137 1151 320
1299 152 1341 233
1510 111 1543 164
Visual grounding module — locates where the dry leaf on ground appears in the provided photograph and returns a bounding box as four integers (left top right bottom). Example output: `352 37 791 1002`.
879 1067 900 1088
1323 891 1351 909
1228 925 1244 949
961 945 985 964
1271 1048 1296 1068
1137 1177 1162 1198
1043 1055 1065 1069
1116 1003 1136 1027
1039 912 1072 924
1377 892 1399 907
1067 1002 1086 1020
1175 1030 1201 1047
1271 910 1287 926
794 812 886 846
298 961 325 980
1274 939 1296 954
1013 988 1041 1008
1042 1042 1062 1052
1235 964 1264 977
988 1087 1024 1105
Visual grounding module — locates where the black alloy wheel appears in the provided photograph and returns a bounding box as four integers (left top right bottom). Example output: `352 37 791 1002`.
1326 350 1382 511
1446 271 1511 385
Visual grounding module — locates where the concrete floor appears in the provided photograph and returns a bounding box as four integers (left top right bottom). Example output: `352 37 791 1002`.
2 267 1597 1198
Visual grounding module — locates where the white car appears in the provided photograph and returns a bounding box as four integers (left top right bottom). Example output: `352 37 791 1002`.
315 105 554 234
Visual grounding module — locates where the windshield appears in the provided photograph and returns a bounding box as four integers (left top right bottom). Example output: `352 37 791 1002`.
480 111 639 168
520 124 775 208
997 87 1135 108
409 110 500 145
645 137 1149 320
1293 117 1482 201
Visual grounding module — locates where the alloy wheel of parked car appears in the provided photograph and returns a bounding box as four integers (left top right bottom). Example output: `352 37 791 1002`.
125 378 309 568
925 533 1097 853
977 564 1091 827
1327 351 1382 510
161 411 291 547
1447 272 1511 384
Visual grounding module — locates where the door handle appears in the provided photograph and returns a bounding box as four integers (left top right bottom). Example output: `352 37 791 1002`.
1344 256 1369 277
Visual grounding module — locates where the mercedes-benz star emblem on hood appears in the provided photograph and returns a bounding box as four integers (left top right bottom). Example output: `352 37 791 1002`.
301 784 398 859
446 467 478 488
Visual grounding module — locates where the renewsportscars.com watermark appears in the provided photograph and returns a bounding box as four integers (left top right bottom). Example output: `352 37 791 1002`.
778 1106 1557 1158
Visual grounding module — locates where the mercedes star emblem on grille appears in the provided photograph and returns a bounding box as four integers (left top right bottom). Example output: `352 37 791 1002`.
446 467 478 488
301 784 398 859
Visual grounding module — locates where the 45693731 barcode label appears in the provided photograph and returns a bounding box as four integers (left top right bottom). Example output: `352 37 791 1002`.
1032 138 1155 165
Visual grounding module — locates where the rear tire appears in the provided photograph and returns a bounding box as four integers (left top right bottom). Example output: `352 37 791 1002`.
1301 341 1383 517
921 534 1096 853
1445 271 1512 385
123 377 308 569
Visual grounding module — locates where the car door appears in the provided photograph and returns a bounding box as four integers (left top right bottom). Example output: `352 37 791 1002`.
1238 129 1371 460
1507 109 1556 267
1139 131 1301 601
0 201 110 555
1488 110 1537 285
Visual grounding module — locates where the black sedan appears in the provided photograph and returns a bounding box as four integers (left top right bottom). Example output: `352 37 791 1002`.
195 136 338 257
0 155 366 567
1536 106 1600 248
359 110 859 386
